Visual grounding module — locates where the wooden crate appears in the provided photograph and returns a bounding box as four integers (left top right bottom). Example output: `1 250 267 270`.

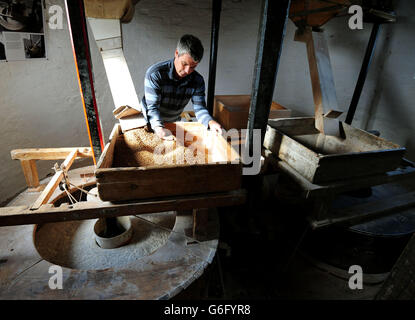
95 122 242 202
264 117 406 184
213 94 291 130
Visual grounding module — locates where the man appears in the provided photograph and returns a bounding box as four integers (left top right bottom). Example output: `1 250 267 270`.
141 34 222 140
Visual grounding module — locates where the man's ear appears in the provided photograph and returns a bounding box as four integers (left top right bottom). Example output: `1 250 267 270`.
174 50 179 58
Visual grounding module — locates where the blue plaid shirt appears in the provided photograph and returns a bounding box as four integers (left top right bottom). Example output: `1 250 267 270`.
141 58 213 129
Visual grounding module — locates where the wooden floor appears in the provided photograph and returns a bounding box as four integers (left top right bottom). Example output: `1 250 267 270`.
0 166 220 299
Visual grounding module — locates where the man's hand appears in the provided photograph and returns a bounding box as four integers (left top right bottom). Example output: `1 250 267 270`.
208 120 222 135
154 126 175 140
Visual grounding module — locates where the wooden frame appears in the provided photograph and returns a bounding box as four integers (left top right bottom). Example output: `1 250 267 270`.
294 27 342 135
95 122 243 202
267 157 415 229
31 150 78 210
0 189 246 227
264 117 406 184
213 94 291 130
11 147 93 191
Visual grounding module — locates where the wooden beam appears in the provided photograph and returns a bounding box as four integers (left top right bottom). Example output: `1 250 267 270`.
300 28 342 135
11 147 93 161
276 160 415 199
31 150 78 210
0 189 247 227
193 208 209 240
310 191 415 229
20 160 40 189
66 0 105 162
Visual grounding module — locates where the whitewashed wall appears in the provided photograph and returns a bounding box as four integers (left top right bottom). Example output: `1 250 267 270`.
0 0 114 203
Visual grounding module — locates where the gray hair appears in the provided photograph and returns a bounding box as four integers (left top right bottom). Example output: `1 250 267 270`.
176 34 204 62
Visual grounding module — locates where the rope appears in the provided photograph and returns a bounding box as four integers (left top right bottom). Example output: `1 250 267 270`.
68 181 98 198
62 183 77 205
53 165 217 256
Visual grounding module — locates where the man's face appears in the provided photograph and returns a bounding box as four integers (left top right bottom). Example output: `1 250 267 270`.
174 50 198 78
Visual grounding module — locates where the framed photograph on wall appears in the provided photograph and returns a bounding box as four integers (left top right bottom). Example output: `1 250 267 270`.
0 0 46 61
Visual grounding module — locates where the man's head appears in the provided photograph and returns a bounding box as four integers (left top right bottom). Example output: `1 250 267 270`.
174 34 204 78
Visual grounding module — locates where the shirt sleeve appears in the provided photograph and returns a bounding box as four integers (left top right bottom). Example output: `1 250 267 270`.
144 71 164 128
192 76 213 128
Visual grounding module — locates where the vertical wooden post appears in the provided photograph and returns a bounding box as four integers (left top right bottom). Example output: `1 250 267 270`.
244 0 291 216
247 0 291 149
297 28 342 135
20 160 40 190
193 208 209 240
65 0 104 164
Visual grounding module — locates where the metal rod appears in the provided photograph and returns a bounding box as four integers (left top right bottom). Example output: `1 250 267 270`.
246 0 291 154
65 0 104 163
207 0 222 115
345 22 381 125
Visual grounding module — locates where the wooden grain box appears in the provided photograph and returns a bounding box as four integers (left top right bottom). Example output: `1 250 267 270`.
213 94 291 130
95 122 242 202
264 117 406 184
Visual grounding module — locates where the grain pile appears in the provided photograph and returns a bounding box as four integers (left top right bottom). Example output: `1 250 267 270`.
112 127 210 167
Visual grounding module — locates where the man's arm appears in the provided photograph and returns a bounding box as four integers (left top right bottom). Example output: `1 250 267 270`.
191 76 222 134
144 72 163 129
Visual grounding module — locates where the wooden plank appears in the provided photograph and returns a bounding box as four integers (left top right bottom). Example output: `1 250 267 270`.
268 116 316 129
314 150 405 183
20 160 39 188
181 111 195 122
96 124 120 169
276 160 415 199
0 189 247 227
264 124 320 182
213 95 291 130
264 118 406 183
84 0 133 19
310 191 415 229
181 111 195 118
193 208 209 240
96 162 241 183
113 105 140 119
96 163 242 202
31 150 78 210
118 114 148 133
303 28 341 134
289 0 350 28
11 147 92 160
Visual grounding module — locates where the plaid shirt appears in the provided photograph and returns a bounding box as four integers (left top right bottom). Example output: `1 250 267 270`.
141 58 213 128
